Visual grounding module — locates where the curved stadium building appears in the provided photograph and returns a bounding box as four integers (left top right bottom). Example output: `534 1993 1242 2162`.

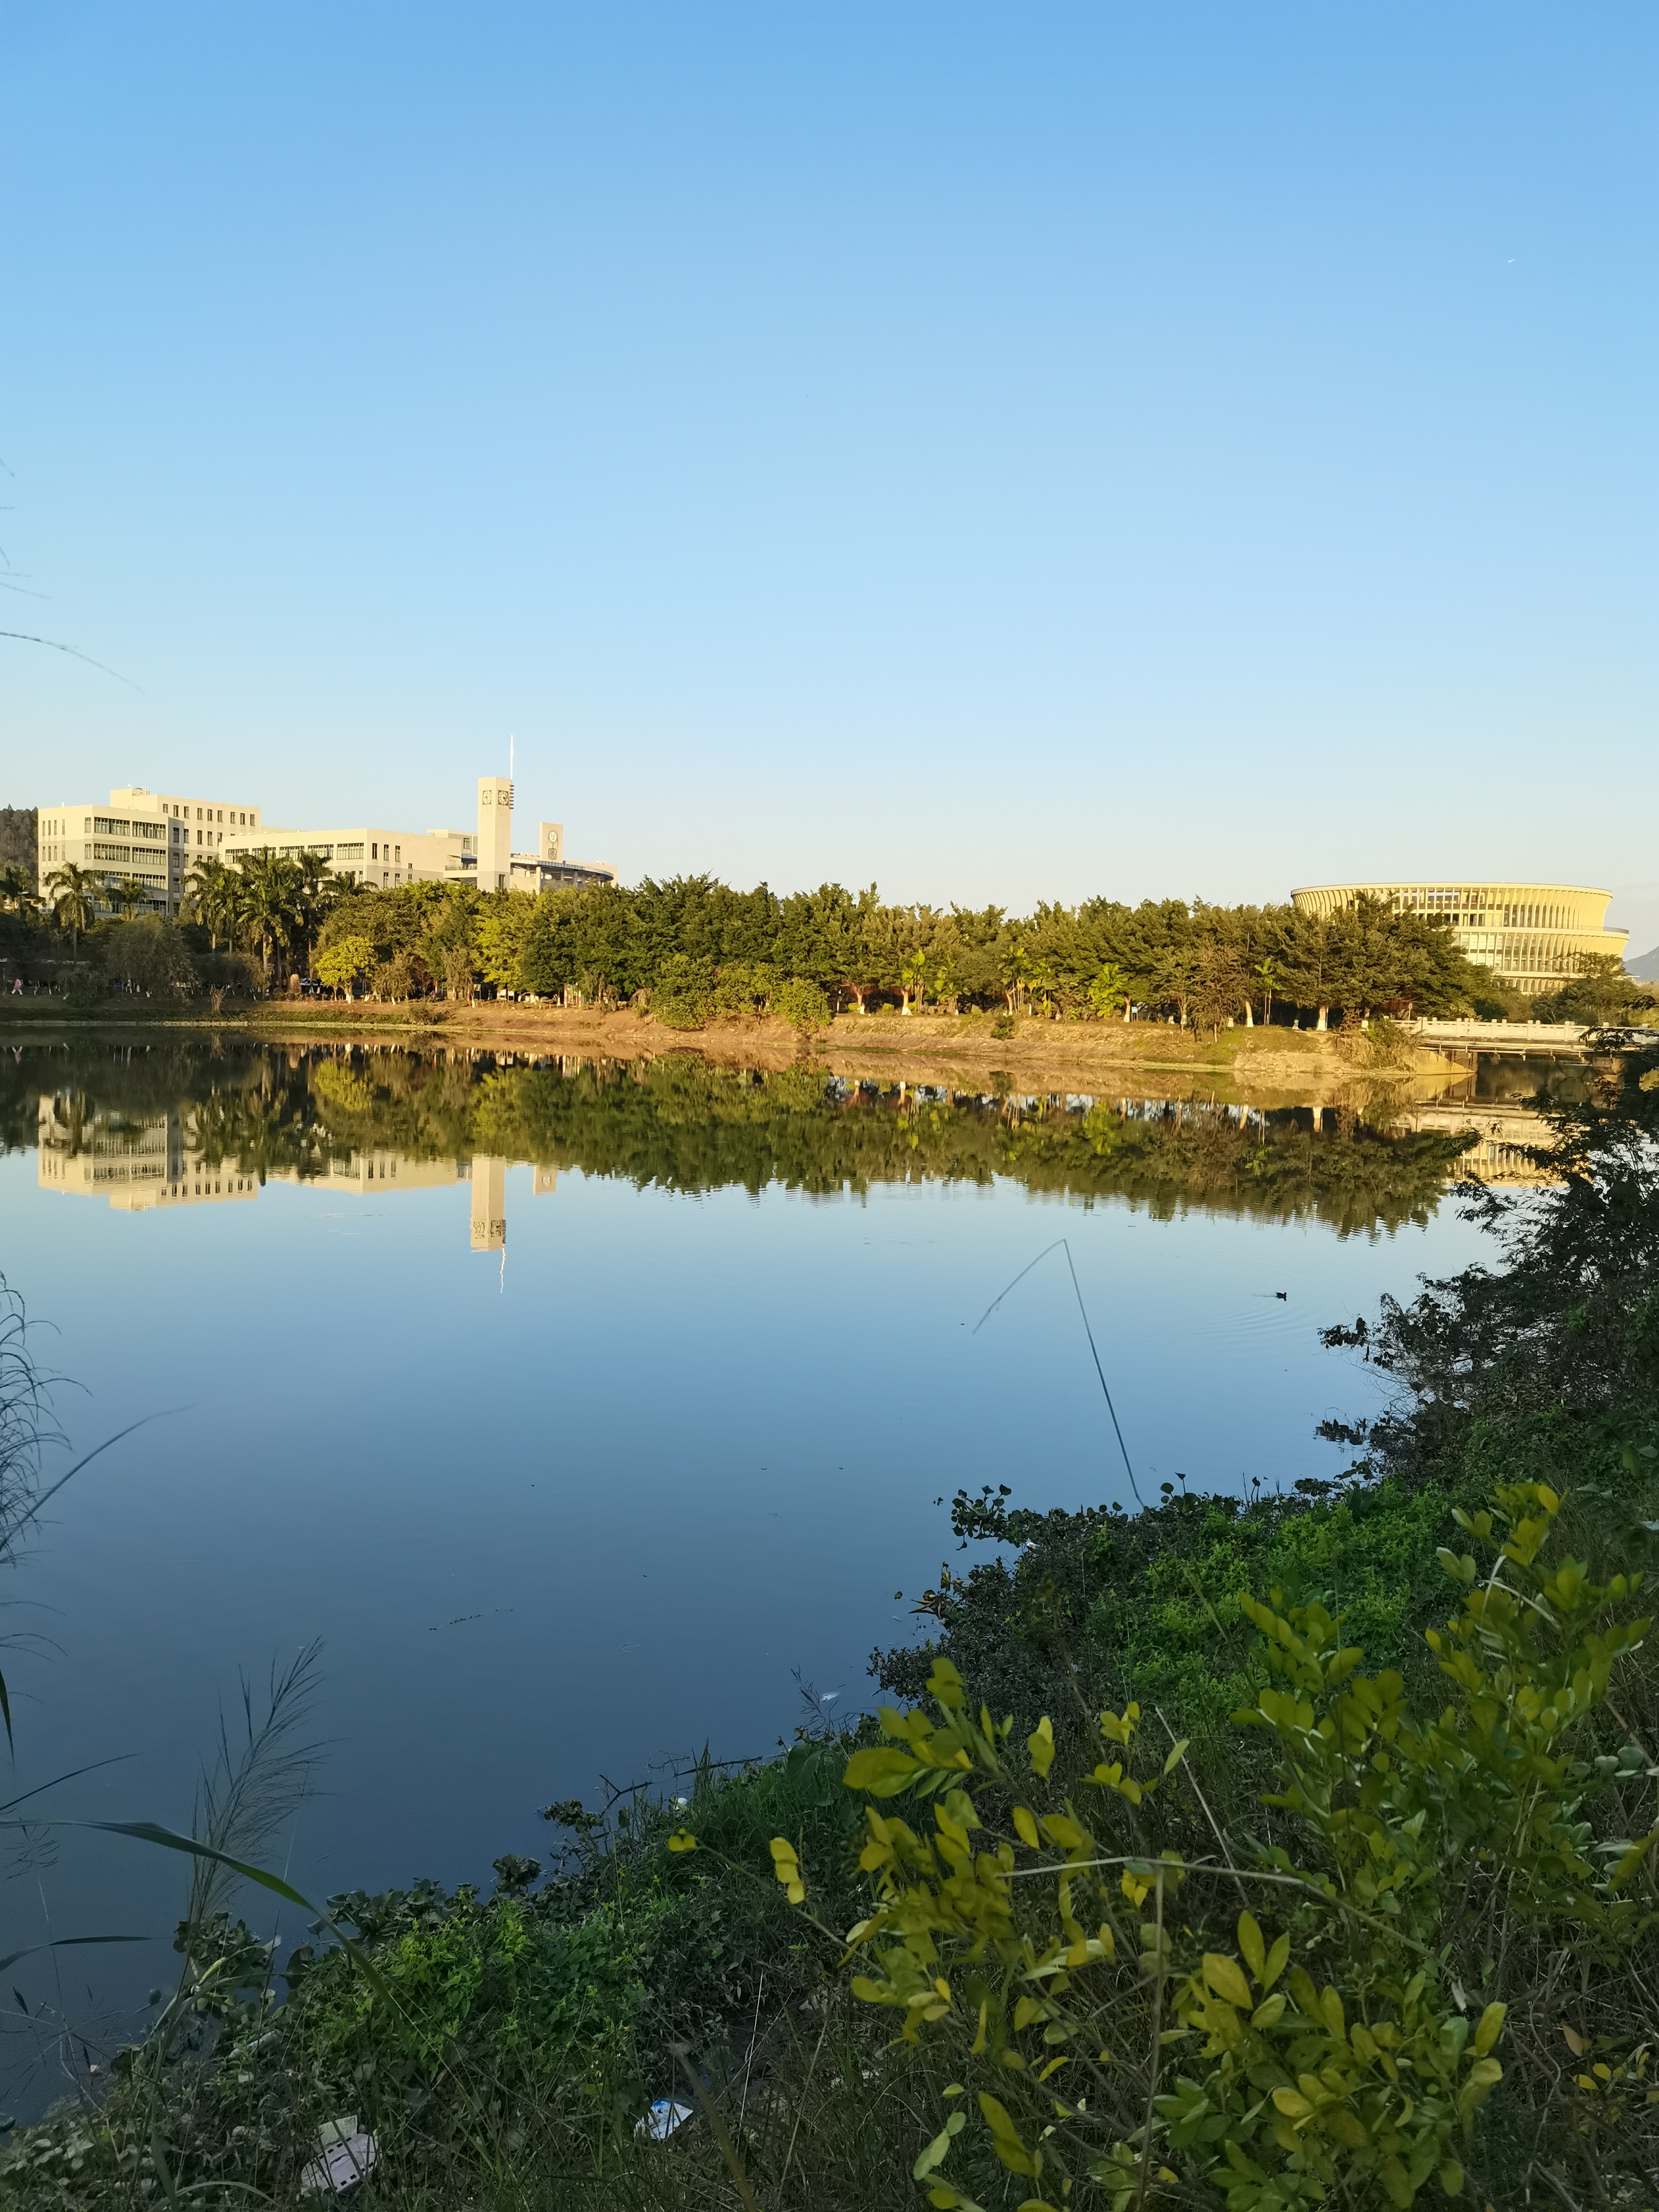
1289 882 1628 994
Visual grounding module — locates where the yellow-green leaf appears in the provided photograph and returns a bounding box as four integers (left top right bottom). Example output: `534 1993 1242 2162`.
976 2091 1038 2175
1272 2088 1313 2121
913 2110 966 2178
928 1656 967 1710
843 1746 922 1795
1203 1954 1254 2011
1012 1805 1040 1850
1236 1911 1265 1983
1162 1736 1190 1775
1472 2003 1506 2058
666 1830 697 1852
1027 1717 1056 1779
1262 1934 1290 1990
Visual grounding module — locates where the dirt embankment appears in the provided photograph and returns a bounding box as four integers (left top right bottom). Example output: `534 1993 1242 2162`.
0 999 1468 1102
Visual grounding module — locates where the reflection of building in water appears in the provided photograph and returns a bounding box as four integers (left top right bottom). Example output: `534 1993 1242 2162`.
324 1152 469 1195
465 1157 557 1249
1390 1102 1559 1186
469 1156 506 1251
34 1097 555 1234
36 1098 260 1211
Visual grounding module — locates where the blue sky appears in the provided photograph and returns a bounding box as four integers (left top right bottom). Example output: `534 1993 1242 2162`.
3 3 1656 941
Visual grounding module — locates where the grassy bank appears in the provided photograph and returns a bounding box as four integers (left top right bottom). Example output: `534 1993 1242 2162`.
4 1046 1655 2209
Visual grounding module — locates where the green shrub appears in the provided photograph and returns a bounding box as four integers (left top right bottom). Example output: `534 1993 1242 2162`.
804 1476 1658 2209
774 975 830 1035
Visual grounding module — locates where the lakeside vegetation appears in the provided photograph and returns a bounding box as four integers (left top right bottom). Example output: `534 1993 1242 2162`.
0 1039 1656 2206
12 850 1654 1033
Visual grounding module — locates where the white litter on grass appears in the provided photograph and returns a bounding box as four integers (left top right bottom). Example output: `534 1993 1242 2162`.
636 2098 694 2141
301 2116 379 2195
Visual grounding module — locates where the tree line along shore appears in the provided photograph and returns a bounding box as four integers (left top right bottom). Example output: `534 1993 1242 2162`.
8 856 1656 1037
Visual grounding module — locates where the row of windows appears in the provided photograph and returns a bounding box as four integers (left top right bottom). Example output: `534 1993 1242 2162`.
157 803 257 827
1498 905 1570 931
1386 893 1579 931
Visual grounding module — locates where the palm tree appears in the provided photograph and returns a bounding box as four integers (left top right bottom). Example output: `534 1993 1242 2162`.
293 853 340 976
236 850 305 983
110 875 149 922
44 861 97 957
182 856 244 951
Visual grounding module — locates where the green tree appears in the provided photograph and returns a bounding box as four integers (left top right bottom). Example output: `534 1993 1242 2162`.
234 851 305 982
109 874 149 921
475 891 536 995
102 916 197 996
314 935 376 999
776 881 878 1009
774 975 830 1037
1536 953 1654 1030
0 862 36 912
374 948 424 1000
1188 936 1251 1037
183 856 246 953
43 860 97 957
948 905 1012 1009
1276 907 1338 1029
1088 961 1133 1021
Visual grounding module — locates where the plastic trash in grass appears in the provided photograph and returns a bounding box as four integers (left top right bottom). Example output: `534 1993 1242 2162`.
637 2098 694 2141
301 2116 378 2196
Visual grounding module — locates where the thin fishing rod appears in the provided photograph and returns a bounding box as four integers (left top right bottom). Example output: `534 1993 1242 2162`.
973 1237 1144 1510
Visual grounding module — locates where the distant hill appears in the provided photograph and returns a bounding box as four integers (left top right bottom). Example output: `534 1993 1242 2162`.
1628 944 1659 983
0 806 36 875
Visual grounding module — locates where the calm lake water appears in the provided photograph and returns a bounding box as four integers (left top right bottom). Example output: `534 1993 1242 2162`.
0 1034 1514 2092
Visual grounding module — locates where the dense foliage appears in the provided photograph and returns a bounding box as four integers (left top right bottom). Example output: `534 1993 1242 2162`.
310 875 1495 1027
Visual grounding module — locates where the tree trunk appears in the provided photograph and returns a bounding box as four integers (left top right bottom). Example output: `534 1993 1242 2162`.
1316 1005 1328 1031
1242 1003 1253 1026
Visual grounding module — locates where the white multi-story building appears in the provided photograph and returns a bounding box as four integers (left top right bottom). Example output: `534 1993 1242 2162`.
232 779 616 893
36 772 615 912
220 818 474 888
36 786 265 916
1290 880 1630 994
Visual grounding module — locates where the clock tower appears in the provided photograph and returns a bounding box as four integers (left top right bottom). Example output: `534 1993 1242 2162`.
477 775 512 890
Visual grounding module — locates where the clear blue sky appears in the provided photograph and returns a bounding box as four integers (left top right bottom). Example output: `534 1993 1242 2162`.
4 3 1656 940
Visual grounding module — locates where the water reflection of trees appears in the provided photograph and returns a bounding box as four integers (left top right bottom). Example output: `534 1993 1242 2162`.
1 1043 1474 1233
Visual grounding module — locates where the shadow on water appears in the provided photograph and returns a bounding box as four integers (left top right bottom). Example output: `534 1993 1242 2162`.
0 1035 1498 1236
